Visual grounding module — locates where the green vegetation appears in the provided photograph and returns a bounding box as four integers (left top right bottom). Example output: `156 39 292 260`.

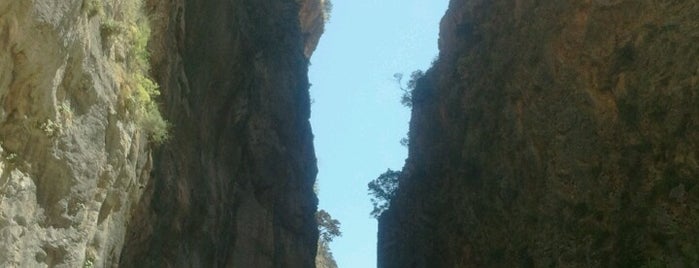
316 209 341 244
400 136 409 147
393 70 424 108
5 153 17 162
130 72 169 144
368 169 400 218
83 258 94 268
97 0 169 144
125 6 169 144
39 119 62 137
316 209 340 268
322 0 333 22
1 143 18 164
34 101 73 138
82 0 104 17
99 19 124 37
59 101 74 125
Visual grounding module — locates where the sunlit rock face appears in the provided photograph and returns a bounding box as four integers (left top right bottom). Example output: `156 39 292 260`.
379 0 699 267
299 0 328 58
120 0 321 267
316 241 339 268
0 1 153 266
1 0 322 267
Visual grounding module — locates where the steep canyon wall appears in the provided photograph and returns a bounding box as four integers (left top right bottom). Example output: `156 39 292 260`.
120 0 322 266
0 0 325 267
0 1 157 266
380 0 699 267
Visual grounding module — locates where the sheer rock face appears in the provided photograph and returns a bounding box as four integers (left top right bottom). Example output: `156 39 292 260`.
379 1 699 267
1 0 321 267
119 0 320 267
0 1 151 267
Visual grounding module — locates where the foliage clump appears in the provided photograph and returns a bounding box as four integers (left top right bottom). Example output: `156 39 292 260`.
82 0 104 17
393 70 424 108
400 136 409 147
100 19 125 37
316 209 341 268
368 169 401 218
316 209 341 244
97 0 169 144
130 73 169 144
322 0 333 22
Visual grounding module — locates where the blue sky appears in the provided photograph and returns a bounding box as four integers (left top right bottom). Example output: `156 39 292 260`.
309 0 449 267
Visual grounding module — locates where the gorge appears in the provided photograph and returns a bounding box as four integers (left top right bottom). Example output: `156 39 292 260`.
1 0 698 267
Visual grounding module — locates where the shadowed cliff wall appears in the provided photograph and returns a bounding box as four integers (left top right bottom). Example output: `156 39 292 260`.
120 0 323 267
380 1 699 267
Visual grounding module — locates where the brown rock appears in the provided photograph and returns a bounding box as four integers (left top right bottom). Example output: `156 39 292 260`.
380 0 699 267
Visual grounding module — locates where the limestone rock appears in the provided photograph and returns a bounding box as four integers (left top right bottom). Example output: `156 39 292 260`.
0 0 152 267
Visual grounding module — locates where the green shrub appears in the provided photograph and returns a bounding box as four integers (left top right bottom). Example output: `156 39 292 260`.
100 19 125 37
82 0 103 17
126 73 169 144
109 0 170 144
38 119 62 137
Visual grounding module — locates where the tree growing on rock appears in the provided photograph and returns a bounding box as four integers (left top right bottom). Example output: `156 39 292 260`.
368 169 401 218
316 209 341 244
316 209 340 268
393 70 424 108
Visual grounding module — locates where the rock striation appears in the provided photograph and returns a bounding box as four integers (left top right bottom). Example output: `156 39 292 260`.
379 0 699 267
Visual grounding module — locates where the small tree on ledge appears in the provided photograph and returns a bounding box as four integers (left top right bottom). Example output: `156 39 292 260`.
368 169 401 218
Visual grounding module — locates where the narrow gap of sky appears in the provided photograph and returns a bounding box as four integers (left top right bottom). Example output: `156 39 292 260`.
309 0 449 267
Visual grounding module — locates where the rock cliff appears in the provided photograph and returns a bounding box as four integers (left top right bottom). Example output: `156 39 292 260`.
118 0 327 266
380 0 699 267
0 0 158 266
1 0 325 267
120 0 323 266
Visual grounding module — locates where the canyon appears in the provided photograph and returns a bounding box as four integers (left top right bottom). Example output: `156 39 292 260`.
1 0 698 267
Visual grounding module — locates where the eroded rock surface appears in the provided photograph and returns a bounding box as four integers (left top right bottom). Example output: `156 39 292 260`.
380 1 699 267
0 0 153 267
